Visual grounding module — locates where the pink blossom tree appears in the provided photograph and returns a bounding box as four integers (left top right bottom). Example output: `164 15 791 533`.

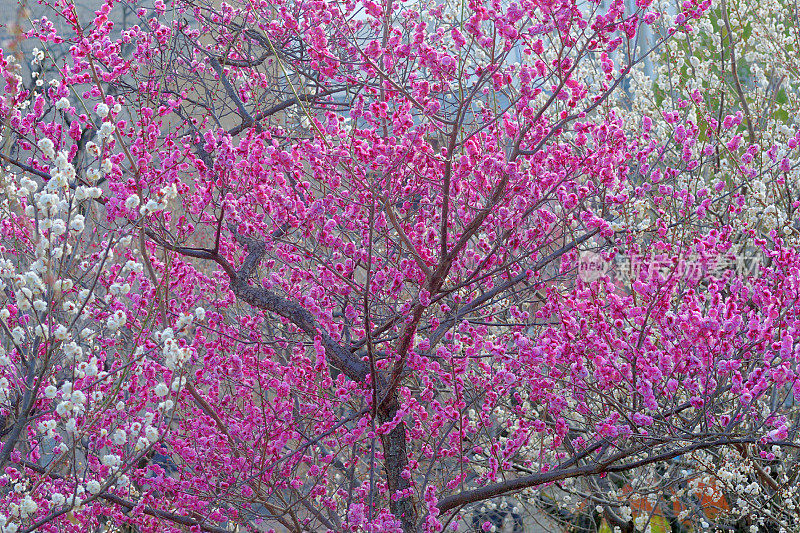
2 0 800 532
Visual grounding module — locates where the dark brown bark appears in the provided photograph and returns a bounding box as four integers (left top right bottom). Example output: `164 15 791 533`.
379 395 418 533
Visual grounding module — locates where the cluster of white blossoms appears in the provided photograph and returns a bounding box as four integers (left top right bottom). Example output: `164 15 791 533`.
611 0 800 243
161 334 193 370
148 308 204 372
132 424 161 452
106 309 128 331
0 104 190 528
124 182 179 217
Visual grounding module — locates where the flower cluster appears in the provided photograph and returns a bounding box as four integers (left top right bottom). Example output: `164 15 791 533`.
1 0 799 532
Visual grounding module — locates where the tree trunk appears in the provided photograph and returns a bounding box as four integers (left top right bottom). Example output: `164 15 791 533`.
379 394 418 532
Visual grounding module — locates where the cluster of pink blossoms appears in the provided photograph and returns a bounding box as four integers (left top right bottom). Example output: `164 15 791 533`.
0 0 798 531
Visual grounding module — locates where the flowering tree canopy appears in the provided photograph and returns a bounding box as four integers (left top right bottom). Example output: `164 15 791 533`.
2 0 800 532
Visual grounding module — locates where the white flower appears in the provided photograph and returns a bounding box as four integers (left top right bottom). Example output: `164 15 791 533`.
175 312 193 331
50 219 66 237
69 215 84 233
95 103 109 117
101 454 121 469
38 419 57 435
53 278 73 293
145 425 159 443
44 385 57 399
20 496 37 517
85 480 101 494
50 492 66 506
99 122 114 140
70 390 86 406
85 141 100 157
107 310 127 331
37 138 55 159
194 307 206 321
162 339 191 370
55 402 70 416
112 428 127 445
11 327 25 343
0 378 9 403
55 97 70 110
140 199 161 215
53 324 69 341
19 177 38 194
160 183 178 201
125 194 140 210
54 151 69 169
154 382 169 397
171 376 186 392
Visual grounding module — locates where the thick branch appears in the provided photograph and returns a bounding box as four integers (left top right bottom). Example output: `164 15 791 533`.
231 278 368 381
437 436 759 514
227 228 369 382
0 358 37 471
218 50 273 67
227 89 346 136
